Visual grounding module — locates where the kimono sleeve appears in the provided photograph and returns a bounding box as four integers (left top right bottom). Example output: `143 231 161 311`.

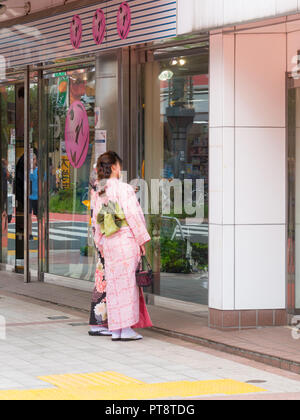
123 184 151 247
91 189 104 252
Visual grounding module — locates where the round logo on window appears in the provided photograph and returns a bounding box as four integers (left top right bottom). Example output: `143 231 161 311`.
117 2 131 40
93 8 106 45
70 15 82 49
65 101 90 169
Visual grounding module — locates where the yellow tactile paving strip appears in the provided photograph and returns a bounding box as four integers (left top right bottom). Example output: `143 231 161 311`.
0 372 267 400
39 371 144 389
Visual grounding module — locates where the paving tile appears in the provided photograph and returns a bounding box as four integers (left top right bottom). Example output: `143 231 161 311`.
1 279 300 399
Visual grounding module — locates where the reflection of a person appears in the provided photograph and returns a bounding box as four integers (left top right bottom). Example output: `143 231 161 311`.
29 154 38 241
16 86 24 138
15 154 24 261
1 159 8 238
70 71 86 104
15 155 24 207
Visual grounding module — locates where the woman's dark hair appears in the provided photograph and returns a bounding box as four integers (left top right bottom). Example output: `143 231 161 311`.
96 151 123 182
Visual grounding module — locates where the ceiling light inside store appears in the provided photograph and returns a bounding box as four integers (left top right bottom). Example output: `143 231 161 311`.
159 70 173 81
171 59 178 66
179 58 186 66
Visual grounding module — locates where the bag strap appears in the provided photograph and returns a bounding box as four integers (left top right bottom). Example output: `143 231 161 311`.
140 255 152 271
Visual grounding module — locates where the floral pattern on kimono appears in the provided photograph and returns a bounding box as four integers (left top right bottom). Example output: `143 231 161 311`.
89 186 108 328
89 252 108 328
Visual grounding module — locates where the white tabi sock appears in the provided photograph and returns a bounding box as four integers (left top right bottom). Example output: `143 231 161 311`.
112 329 122 340
121 327 143 340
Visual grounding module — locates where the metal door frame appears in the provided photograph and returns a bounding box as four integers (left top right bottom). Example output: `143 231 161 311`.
0 72 28 279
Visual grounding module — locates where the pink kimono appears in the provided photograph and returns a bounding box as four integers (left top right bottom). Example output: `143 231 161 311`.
92 178 152 331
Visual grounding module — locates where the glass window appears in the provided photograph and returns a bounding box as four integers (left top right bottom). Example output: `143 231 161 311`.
0 53 121 281
288 78 300 311
141 52 209 305
44 67 96 281
0 84 16 268
29 77 39 273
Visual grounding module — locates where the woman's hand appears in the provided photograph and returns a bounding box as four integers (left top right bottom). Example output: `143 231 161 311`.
140 245 146 256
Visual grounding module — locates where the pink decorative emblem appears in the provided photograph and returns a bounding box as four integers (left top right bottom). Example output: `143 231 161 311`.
117 2 131 40
70 15 82 49
65 101 90 169
93 8 106 45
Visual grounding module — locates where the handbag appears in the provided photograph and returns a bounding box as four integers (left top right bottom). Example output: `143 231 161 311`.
136 256 153 288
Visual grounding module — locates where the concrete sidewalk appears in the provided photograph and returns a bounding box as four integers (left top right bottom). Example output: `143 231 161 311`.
2 292 300 400
0 271 299 375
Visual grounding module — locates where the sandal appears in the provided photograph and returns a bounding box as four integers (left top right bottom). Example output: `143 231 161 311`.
121 334 143 342
88 329 112 337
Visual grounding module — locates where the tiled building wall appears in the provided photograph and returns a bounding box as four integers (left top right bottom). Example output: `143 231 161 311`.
208 17 300 328
178 0 300 33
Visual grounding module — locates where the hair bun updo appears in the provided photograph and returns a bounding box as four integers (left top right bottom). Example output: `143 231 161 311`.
96 151 123 195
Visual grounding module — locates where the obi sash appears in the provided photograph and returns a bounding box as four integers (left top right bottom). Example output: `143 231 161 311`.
97 200 128 237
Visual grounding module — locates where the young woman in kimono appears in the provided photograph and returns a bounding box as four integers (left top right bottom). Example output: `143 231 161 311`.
88 179 112 337
91 151 152 341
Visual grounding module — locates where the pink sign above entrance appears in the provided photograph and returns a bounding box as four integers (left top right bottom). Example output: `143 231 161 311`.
70 15 82 49
93 8 106 45
65 101 90 169
3 1 177 68
117 2 131 40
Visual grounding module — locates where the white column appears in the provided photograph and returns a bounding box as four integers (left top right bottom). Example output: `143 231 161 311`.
209 29 287 313
209 32 236 311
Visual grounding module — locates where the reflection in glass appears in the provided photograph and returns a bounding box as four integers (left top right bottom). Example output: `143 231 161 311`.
142 53 209 305
0 85 17 268
29 80 39 272
45 67 96 281
288 82 300 310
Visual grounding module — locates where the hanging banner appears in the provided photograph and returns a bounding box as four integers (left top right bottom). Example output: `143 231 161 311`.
61 156 71 190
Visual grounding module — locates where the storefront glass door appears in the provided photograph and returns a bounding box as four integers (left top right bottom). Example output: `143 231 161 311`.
41 66 96 281
0 83 18 269
0 75 39 275
28 77 39 274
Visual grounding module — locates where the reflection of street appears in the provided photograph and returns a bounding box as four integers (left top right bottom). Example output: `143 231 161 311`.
8 218 208 303
8 219 94 276
47 222 90 249
8 220 90 249
47 219 95 280
160 272 208 306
